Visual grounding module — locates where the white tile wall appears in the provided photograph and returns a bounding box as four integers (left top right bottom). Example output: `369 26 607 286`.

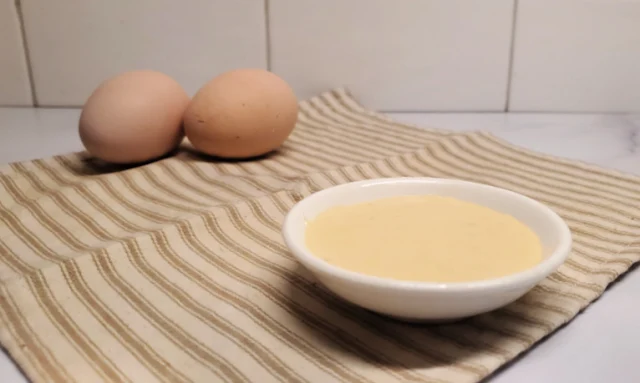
1 0 639 111
20 0 267 106
509 0 640 112
0 0 32 106
269 0 515 112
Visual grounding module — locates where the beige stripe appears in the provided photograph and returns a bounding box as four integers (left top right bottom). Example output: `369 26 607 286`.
291 120 394 163
0 175 70 262
216 197 484 380
71 163 374 381
37 155 312 380
283 134 367 167
95 248 240 382
429 139 640 237
37 159 150 231
130 233 305 382
297 108 427 155
18 169 262 381
293 108 421 162
0 229 32 280
79 176 298 382
476 133 640 198
80 250 199 382
44 258 166 383
153 226 360 382
29 269 127 382
448 135 640 221
402 146 632 287
248 193 510 367
325 89 446 140
0 283 73 382
150 231 322 382
176 218 388 383
308 94 444 146
207 207 441 381
6 165 200 381
374 150 600 308
317 108 640 226
405 142 638 243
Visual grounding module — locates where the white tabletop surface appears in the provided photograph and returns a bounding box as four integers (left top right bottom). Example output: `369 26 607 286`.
1 108 640 382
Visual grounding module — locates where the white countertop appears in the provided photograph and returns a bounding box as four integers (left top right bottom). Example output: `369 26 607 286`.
1 108 640 383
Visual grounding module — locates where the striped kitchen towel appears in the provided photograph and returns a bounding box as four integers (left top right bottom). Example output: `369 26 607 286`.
0 89 638 383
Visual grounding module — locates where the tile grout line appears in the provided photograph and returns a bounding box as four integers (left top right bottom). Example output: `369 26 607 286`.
264 0 272 71
14 0 38 107
504 0 520 112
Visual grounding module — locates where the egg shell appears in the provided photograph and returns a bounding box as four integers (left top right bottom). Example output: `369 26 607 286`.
183 68 298 159
79 70 190 164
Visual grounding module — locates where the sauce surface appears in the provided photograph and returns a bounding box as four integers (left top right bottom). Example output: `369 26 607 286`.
304 195 542 283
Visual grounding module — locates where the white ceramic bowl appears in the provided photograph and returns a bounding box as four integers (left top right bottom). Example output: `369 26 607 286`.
282 177 572 322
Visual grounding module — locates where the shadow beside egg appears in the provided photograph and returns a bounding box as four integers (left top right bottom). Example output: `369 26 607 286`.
72 148 181 176
179 140 283 164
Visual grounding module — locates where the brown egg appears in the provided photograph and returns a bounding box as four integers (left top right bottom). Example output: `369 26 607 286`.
183 68 298 159
79 70 190 164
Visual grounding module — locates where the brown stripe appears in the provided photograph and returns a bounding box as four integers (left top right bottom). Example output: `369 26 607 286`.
134 166 400 382
325 89 445 141
30 270 127 382
441 135 640 226
65 253 191 382
244 196 506 368
3 165 249 377
292 111 414 163
37 159 145 232
467 316 535 346
201 214 446 382
29 158 272 382
94 249 241 382
211 203 484 380
0 186 183 380
151 226 356 382
0 167 92 252
93 162 375 382
28 161 292 380
0 214 137 381
345 156 609 308
404 142 637 242
297 108 422 156
403 147 626 287
381 151 599 306
477 133 640 199
34 156 310 380
131 233 306 381
5 165 195 376
174 219 382 383
0 284 73 383
0 187 65 262
463 135 640 209
0 225 33 277
309 94 443 146
412 146 638 265
316 106 640 227
292 121 392 163
429 143 640 243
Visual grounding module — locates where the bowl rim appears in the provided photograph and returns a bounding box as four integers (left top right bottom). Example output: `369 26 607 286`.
282 177 573 293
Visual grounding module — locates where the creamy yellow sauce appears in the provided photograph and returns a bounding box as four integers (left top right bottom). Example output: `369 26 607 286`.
304 195 543 283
